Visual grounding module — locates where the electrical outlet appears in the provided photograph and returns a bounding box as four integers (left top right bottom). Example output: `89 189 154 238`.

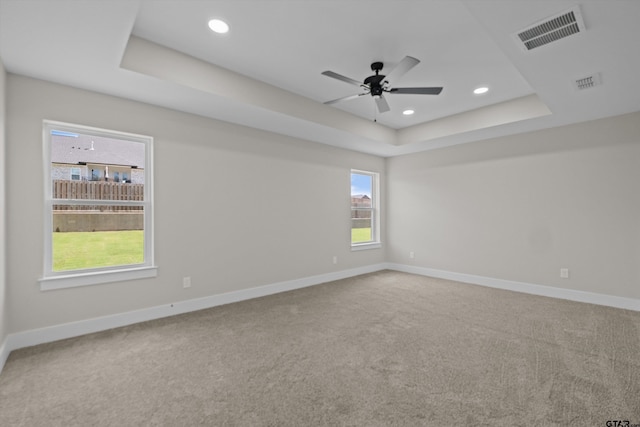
332 256 338 265
409 251 415 259
560 268 569 279
183 276 192 288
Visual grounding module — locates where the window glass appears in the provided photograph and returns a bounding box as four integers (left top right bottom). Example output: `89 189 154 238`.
351 171 378 245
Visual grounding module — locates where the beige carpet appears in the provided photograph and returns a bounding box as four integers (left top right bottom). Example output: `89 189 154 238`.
1 270 639 426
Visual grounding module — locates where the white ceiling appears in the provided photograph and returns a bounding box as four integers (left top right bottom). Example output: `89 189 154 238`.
1 0 639 157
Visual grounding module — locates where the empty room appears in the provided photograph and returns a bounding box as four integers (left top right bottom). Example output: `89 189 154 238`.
0 0 639 425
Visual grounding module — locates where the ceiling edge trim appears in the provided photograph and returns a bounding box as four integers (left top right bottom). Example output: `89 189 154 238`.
120 36 396 147
396 94 552 147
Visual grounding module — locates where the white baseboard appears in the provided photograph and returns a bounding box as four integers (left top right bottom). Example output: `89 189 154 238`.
1 263 387 374
387 263 640 312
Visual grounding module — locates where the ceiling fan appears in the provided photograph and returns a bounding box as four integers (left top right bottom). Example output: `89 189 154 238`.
321 56 443 114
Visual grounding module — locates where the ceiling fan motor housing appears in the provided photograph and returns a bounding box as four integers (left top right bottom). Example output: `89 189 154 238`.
369 84 384 96
365 61 386 95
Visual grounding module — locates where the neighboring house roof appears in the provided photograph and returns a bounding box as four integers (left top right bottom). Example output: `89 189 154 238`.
51 133 145 168
351 194 370 199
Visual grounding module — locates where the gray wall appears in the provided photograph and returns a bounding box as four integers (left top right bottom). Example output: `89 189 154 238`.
0 61 7 348
6 75 385 333
387 112 640 299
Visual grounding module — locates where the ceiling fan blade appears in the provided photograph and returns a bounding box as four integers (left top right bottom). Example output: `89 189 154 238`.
384 56 420 83
389 87 443 95
374 95 390 113
321 70 362 87
324 93 367 105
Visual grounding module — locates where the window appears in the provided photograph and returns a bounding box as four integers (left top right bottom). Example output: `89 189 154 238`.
40 120 156 290
351 170 381 250
70 167 81 181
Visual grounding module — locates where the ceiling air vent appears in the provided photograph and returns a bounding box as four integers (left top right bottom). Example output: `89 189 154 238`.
574 73 601 91
514 6 585 51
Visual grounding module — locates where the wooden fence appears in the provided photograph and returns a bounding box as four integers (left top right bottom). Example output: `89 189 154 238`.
53 180 144 211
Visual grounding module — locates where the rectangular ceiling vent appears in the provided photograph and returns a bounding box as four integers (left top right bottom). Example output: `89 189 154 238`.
574 73 601 91
514 6 585 51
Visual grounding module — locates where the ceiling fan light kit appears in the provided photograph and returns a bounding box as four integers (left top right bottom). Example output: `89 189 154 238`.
321 56 443 115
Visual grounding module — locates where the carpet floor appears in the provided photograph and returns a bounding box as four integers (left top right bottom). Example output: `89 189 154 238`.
1 270 639 426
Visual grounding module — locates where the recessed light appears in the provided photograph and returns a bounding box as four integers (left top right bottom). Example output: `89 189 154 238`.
208 19 229 34
473 86 489 95
402 109 415 115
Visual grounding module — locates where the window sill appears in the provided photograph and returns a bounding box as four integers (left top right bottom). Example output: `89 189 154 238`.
39 266 158 291
351 242 382 251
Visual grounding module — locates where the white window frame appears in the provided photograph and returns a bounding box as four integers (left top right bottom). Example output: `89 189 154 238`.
70 167 81 181
40 120 157 290
351 169 381 251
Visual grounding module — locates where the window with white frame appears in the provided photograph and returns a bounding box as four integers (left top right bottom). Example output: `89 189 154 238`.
351 169 380 249
70 167 81 181
41 121 156 290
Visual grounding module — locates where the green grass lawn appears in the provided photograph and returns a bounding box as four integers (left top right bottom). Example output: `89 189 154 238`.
351 227 372 243
53 230 144 271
